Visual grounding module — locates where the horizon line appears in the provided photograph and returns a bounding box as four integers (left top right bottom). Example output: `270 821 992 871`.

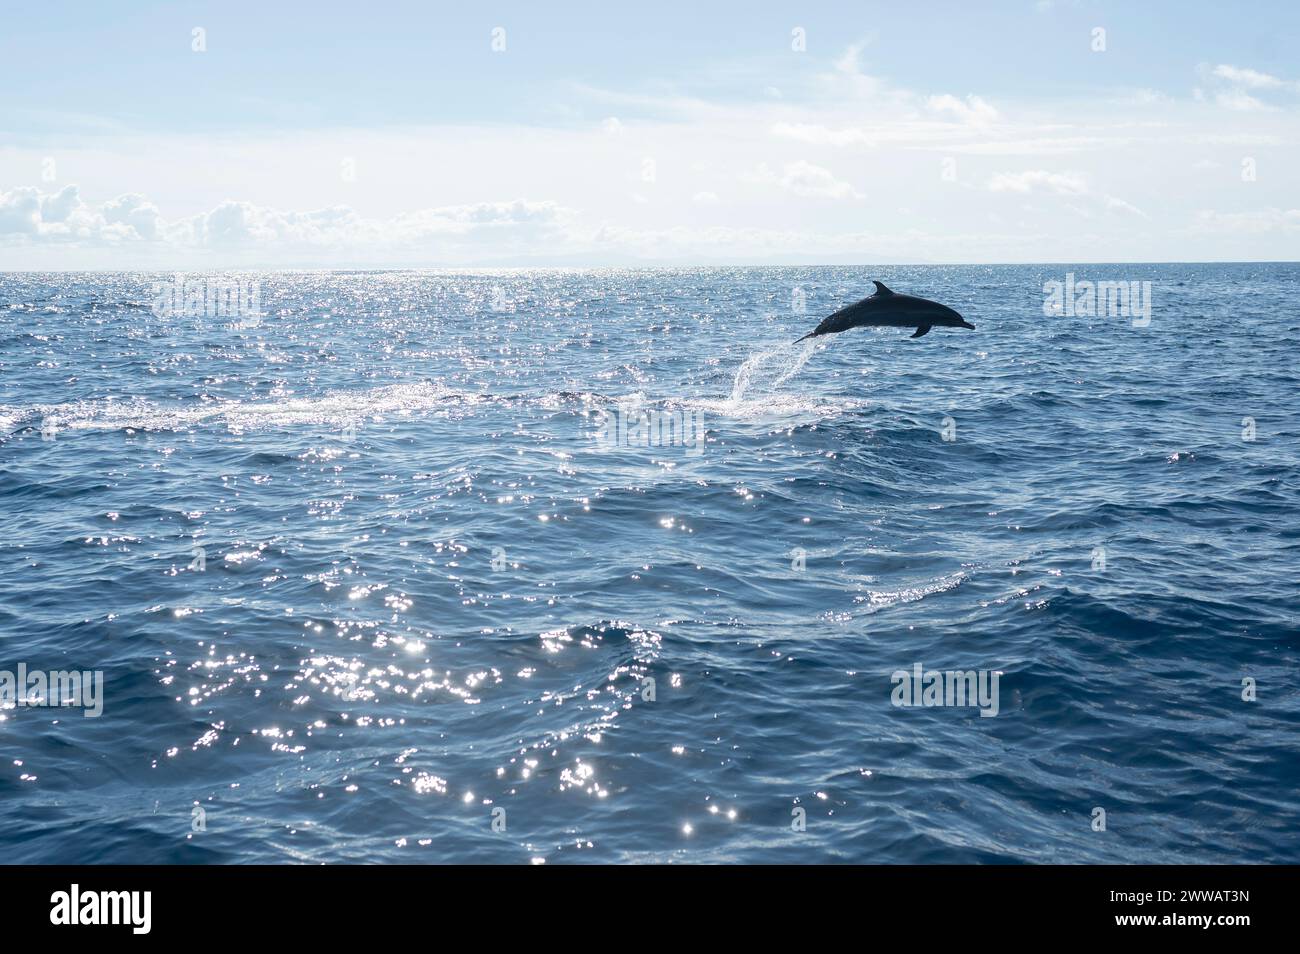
2 259 1298 274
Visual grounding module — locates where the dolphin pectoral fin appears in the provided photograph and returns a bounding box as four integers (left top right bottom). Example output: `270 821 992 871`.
910 325 931 338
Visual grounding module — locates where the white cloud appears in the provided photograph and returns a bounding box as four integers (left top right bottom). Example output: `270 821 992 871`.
3 42 1299 266
1199 62 1297 111
939 136 1114 156
1190 208 1300 234
987 170 1089 195
1210 64 1284 89
926 93 999 125
102 193 162 240
747 160 864 200
825 40 890 100
1103 195 1148 218
1215 90 1271 112
0 186 570 256
1 184 117 240
770 122 875 147
0 187 42 234
41 185 82 224
1114 88 1172 106
986 170 1145 218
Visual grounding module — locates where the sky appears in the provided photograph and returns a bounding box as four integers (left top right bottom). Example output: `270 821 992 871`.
1 0 1298 267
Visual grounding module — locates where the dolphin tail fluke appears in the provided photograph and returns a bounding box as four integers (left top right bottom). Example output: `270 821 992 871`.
910 325 931 338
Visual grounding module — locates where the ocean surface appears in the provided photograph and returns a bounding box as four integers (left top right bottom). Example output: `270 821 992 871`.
1 264 1297 864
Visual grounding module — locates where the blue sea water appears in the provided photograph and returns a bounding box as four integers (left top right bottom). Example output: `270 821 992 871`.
0 264 1297 864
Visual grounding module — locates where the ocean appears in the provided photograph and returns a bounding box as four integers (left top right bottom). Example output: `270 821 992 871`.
1 264 1297 863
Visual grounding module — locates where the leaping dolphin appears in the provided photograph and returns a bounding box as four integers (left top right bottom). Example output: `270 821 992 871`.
796 281 974 342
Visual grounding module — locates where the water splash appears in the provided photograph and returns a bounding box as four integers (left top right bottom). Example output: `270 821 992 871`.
730 339 816 402
774 339 817 387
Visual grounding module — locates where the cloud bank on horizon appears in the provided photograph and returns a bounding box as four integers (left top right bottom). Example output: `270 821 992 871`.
1 0 1297 268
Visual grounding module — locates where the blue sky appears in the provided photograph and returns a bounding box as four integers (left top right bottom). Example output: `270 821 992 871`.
2 0 1298 266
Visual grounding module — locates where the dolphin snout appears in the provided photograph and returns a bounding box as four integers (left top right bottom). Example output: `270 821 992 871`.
960 320 975 330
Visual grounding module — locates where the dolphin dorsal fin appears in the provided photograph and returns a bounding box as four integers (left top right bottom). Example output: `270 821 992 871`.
872 280 894 296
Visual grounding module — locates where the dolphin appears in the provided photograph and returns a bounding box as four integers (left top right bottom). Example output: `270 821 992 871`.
796 281 974 341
